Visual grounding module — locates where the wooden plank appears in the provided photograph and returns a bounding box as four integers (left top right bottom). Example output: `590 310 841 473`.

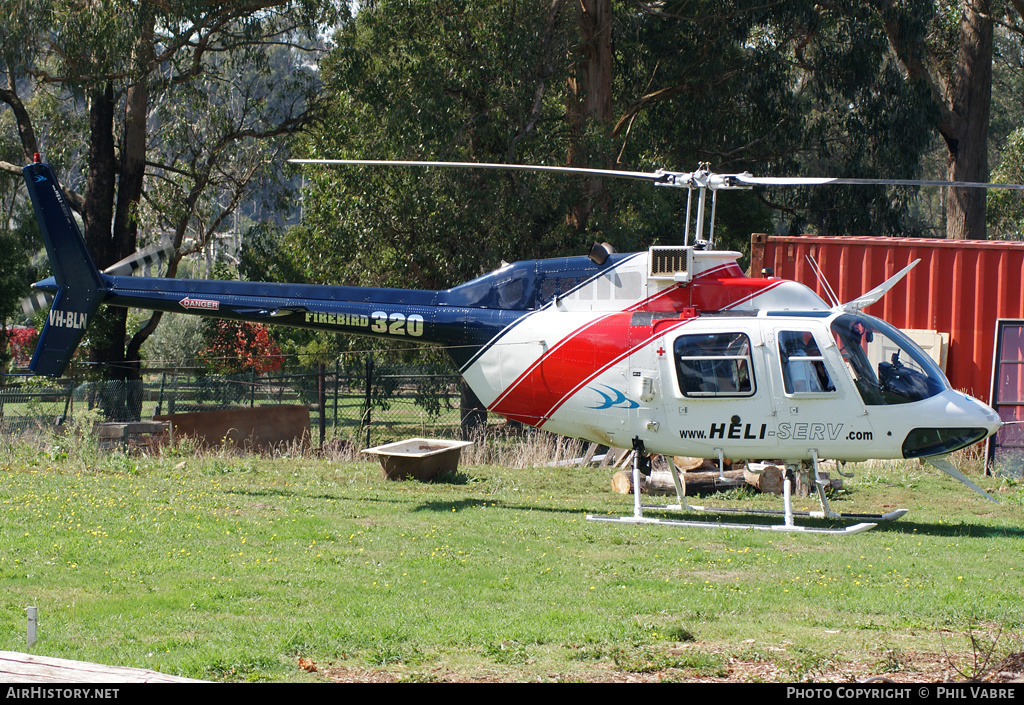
0 650 204 683
94 422 170 438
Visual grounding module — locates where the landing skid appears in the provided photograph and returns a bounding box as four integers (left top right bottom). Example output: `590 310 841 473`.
643 503 909 523
586 447 905 535
585 513 878 535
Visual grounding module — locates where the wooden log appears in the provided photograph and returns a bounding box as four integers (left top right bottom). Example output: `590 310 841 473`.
671 456 714 472
675 469 746 493
673 456 738 471
611 468 747 495
611 470 635 494
744 462 785 495
794 470 842 496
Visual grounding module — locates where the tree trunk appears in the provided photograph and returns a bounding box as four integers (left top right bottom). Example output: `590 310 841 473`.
943 0 993 240
82 84 136 418
873 0 994 241
566 0 613 228
118 10 156 420
83 84 117 269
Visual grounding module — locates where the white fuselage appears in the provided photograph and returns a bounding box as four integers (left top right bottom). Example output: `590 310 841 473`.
460 249 1001 462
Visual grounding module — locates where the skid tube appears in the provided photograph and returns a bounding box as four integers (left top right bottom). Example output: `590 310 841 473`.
585 449 903 535
645 504 908 523
585 513 878 535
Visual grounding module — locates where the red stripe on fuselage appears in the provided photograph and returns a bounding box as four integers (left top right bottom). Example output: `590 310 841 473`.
486 269 781 426
487 287 679 413
488 312 631 424
621 262 779 313
693 277 785 311
489 315 692 426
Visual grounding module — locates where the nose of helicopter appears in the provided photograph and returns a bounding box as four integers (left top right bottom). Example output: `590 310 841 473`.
900 391 1002 459
958 393 1003 436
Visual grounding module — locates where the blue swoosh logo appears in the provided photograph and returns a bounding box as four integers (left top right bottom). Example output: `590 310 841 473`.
34 175 47 183
588 385 639 410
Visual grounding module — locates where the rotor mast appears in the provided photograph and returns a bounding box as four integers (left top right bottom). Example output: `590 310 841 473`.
653 163 752 248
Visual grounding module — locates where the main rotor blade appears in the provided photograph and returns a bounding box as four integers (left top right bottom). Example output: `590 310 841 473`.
731 174 1024 191
925 456 999 503
290 159 670 183
292 160 1024 191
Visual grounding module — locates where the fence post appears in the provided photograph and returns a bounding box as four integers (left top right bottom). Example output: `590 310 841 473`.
318 363 326 447
250 368 256 408
169 373 177 415
333 359 339 433
59 379 73 425
156 372 165 416
363 353 373 446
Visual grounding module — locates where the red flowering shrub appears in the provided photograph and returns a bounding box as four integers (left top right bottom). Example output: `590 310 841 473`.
198 320 284 374
6 326 38 368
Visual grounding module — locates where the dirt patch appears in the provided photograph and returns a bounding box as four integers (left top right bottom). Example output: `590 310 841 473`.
309 650 1024 683
987 652 1024 683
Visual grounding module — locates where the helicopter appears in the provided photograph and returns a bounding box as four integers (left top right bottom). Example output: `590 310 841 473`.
21 155 1012 534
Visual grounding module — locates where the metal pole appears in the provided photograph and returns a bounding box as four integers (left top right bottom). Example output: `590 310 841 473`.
169 372 177 415
684 189 692 246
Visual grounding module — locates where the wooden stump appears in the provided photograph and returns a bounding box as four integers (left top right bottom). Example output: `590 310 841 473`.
744 461 785 495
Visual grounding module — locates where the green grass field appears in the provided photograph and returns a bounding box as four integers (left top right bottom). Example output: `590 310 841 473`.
0 428 1022 682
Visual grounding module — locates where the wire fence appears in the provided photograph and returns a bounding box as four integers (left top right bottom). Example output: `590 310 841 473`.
0 351 481 449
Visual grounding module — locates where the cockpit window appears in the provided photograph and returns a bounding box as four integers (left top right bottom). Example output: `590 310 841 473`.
778 331 835 394
674 332 755 397
830 313 947 405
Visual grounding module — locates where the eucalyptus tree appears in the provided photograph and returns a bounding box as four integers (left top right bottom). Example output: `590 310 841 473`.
298 0 589 293
297 0 945 299
863 0 1024 240
0 0 338 415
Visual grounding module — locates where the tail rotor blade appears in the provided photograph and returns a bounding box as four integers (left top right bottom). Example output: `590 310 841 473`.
102 240 176 277
21 290 52 319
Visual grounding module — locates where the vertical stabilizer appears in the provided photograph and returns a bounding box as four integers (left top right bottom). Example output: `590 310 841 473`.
22 161 107 377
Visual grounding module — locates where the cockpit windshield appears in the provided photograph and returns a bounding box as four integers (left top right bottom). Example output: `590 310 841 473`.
830 313 948 405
